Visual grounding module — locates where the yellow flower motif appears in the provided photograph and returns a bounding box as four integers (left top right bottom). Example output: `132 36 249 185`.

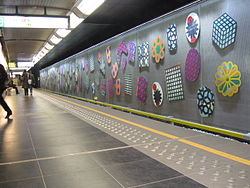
215 61 241 97
152 36 165 63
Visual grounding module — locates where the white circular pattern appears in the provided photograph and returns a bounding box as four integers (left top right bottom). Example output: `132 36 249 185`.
185 12 200 43
152 82 163 107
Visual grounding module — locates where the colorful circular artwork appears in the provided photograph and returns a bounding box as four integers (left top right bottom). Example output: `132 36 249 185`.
185 12 200 43
116 79 121 96
197 86 215 118
185 48 201 82
215 61 241 97
106 46 112 64
152 82 163 107
136 76 148 104
152 36 165 63
111 62 119 79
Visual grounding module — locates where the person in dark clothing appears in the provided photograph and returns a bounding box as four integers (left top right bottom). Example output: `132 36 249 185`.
8 78 19 94
0 64 12 119
22 70 29 96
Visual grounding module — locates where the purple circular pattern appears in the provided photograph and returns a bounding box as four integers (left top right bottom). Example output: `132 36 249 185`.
185 49 201 82
136 76 148 104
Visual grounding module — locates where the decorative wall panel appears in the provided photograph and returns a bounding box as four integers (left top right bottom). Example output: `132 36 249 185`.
124 74 133 95
185 12 200 43
215 61 241 97
166 24 177 51
152 36 165 63
136 76 148 104
197 86 215 118
152 82 163 107
185 48 201 82
165 65 184 101
212 13 237 49
138 42 149 68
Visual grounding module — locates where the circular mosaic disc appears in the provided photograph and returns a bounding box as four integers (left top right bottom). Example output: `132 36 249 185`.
185 12 200 43
185 48 201 82
152 82 163 107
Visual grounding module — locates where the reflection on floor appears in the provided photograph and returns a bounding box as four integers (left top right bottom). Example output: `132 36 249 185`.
0 90 249 188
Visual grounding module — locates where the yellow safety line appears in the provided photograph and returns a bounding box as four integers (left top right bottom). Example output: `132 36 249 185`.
46 92 250 166
179 139 250 166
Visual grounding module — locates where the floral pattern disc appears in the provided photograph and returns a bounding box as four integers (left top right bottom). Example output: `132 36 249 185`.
152 36 165 63
215 61 241 97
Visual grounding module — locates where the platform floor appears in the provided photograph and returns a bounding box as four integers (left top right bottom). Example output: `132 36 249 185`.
0 90 249 188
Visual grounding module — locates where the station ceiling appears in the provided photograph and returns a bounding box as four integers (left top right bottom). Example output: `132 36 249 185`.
0 0 197 70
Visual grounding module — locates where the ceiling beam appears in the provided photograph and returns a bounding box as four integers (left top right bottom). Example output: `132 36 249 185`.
0 5 70 12
4 39 46 42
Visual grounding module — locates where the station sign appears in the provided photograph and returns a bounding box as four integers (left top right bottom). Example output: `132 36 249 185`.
0 15 69 28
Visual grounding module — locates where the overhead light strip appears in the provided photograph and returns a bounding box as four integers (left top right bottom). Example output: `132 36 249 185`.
77 0 105 15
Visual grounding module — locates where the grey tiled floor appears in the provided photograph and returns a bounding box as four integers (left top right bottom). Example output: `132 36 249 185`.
0 90 249 187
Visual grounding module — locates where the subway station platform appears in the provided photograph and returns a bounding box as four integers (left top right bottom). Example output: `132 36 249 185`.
0 90 249 188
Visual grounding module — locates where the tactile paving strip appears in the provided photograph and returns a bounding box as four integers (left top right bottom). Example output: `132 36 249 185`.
39 93 168 145
38 92 250 188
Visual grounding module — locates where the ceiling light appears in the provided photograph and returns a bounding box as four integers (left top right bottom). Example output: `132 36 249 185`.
45 43 54 50
50 35 62 45
56 29 71 38
70 12 84 28
17 61 34 68
77 0 105 15
41 47 49 54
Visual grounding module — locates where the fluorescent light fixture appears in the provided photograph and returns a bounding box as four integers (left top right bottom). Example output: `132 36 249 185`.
77 0 105 15
12 72 23 75
41 47 49 54
45 43 54 50
0 15 69 28
17 61 34 68
56 29 71 38
9 67 30 71
50 35 62 44
70 12 84 28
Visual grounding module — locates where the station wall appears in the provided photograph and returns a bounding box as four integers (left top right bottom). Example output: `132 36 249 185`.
40 0 250 133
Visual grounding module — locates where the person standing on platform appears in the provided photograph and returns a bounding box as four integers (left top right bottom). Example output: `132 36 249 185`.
22 70 29 96
0 64 12 119
8 78 19 95
28 71 35 95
